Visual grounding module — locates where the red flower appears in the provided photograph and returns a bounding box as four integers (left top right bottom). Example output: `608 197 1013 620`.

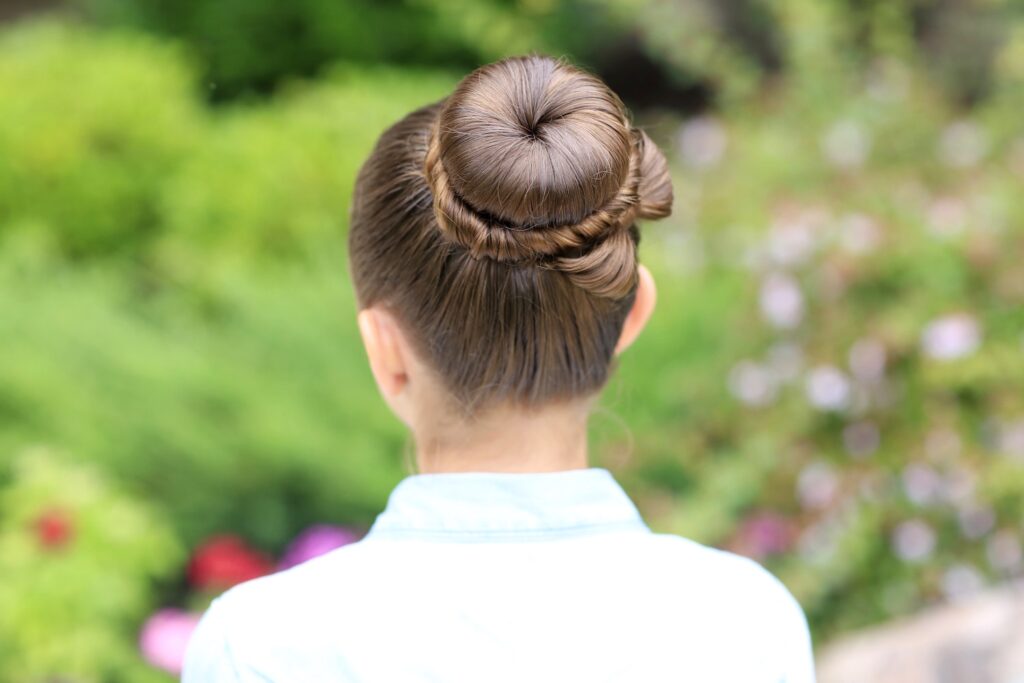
187 535 274 590
33 508 74 550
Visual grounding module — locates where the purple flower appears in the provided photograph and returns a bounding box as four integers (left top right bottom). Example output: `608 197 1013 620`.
278 524 360 570
139 608 201 674
732 512 795 560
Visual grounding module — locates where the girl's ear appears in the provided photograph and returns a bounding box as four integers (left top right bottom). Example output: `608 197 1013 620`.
615 264 657 355
357 307 410 402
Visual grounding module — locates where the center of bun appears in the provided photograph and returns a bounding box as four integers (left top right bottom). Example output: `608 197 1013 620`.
436 56 632 229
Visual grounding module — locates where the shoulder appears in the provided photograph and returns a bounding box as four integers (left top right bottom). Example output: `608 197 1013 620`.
655 532 798 602
635 533 816 680
647 532 807 621
182 544 368 681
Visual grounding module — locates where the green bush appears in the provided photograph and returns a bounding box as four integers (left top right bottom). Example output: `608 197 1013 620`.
76 0 613 98
155 64 455 273
0 21 200 258
0 251 406 550
0 449 181 682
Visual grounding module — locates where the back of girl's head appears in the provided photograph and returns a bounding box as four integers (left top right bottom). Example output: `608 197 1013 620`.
348 55 673 412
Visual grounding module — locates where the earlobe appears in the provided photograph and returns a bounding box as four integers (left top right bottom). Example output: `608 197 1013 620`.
614 264 657 355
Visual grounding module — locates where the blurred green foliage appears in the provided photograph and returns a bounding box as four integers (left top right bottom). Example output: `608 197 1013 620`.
0 450 181 682
74 0 619 98
74 0 1024 106
1 0 1024 679
0 22 200 257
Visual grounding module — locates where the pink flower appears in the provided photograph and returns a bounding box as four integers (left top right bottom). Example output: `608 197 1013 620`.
139 608 201 674
278 525 360 570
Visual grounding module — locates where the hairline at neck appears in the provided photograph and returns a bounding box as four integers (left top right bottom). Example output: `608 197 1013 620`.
412 397 594 474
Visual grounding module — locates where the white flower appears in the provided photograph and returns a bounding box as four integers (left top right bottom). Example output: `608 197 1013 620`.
921 313 981 361
938 120 989 168
836 213 881 255
797 462 839 510
821 120 871 169
892 519 936 562
676 116 728 169
848 338 887 382
987 530 1023 572
901 464 944 506
727 361 777 407
842 421 880 458
805 365 851 411
941 564 984 601
759 272 805 330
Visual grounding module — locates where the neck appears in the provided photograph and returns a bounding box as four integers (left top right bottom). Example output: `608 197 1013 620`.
413 400 592 474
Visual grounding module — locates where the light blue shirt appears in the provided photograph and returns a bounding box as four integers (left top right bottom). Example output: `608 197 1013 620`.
183 468 815 682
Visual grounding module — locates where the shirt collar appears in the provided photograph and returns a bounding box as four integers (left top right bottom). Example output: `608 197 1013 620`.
366 467 649 540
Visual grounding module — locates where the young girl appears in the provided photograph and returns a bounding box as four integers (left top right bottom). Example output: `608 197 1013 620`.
183 55 815 682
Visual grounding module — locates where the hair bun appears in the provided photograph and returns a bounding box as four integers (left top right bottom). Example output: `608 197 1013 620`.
424 55 673 298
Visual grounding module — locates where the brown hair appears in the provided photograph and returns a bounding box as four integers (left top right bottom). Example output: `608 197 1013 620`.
348 55 672 412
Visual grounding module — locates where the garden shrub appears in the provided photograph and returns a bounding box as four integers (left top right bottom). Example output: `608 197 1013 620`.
0 449 181 682
0 21 200 258
154 64 455 275
0 252 407 551
75 0 596 98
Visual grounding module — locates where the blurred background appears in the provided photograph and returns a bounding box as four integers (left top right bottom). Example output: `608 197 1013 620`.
1 0 1023 680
